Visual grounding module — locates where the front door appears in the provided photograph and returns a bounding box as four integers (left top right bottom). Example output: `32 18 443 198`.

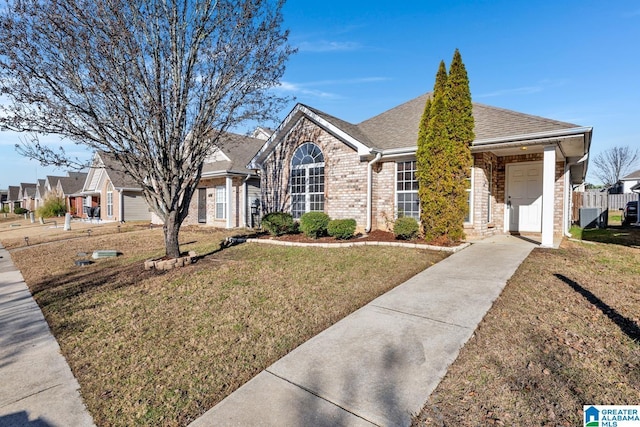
507 162 543 233
197 188 207 223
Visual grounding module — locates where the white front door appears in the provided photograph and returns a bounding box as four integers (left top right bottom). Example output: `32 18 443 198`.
507 162 543 233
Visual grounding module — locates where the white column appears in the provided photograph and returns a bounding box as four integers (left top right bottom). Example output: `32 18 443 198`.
542 145 556 247
226 176 232 229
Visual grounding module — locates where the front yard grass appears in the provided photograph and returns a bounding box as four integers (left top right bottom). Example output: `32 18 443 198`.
6 227 448 426
414 228 640 426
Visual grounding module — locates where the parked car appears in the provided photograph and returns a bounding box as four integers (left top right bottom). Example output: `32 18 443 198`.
621 200 638 226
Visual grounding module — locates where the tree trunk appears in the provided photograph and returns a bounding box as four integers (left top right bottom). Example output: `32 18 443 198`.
163 214 181 258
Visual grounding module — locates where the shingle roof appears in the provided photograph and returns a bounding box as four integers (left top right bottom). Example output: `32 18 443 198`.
622 169 640 180
356 93 580 150
7 186 20 201
202 132 265 175
20 183 36 198
97 152 140 189
57 173 88 194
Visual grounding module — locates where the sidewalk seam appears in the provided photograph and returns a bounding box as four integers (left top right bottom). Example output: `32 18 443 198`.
368 304 475 330
0 383 62 408
263 370 380 426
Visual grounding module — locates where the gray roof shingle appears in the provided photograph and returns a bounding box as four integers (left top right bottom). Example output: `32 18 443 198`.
356 93 581 150
622 169 640 180
58 173 88 194
202 132 265 175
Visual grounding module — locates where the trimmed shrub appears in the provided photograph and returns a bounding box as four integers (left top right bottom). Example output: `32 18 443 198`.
394 216 419 240
261 212 296 236
327 218 356 240
36 196 67 218
14 207 28 215
299 211 330 239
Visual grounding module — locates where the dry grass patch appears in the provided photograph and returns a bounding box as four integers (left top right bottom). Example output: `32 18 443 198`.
7 227 448 426
414 230 640 426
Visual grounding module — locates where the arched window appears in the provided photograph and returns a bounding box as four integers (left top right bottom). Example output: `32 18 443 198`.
290 142 325 219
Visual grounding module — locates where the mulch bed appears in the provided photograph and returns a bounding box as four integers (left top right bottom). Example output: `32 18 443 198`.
257 229 418 244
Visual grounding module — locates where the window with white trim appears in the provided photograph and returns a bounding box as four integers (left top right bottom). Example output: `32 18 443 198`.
106 184 113 217
215 185 226 219
464 167 473 223
487 163 493 223
396 161 419 219
290 143 325 219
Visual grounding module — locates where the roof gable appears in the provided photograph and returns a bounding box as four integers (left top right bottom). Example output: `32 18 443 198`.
202 132 265 176
622 169 640 181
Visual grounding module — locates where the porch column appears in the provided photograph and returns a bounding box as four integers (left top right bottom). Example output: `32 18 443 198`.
542 145 556 247
226 176 232 229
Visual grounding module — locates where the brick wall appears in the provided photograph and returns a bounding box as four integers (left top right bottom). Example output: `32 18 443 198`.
472 152 566 238
183 176 246 228
261 117 370 226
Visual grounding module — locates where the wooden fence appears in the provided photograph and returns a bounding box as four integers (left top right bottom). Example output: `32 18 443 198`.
572 191 639 222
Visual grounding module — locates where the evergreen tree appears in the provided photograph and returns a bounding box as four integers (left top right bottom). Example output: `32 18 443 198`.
416 51 474 243
445 49 474 241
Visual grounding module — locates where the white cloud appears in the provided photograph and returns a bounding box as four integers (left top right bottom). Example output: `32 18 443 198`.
276 77 390 99
296 40 361 52
276 81 340 99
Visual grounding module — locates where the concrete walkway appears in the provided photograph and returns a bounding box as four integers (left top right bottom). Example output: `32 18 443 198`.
190 234 536 426
0 243 95 427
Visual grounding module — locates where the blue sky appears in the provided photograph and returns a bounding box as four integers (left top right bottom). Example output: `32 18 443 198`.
1 0 639 187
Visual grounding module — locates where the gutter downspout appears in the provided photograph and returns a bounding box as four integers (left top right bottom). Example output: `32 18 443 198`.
366 152 382 233
242 174 251 228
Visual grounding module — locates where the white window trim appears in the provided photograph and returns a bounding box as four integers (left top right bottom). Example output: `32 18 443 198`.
290 143 325 218
395 160 420 220
106 190 113 218
465 166 474 225
215 185 226 220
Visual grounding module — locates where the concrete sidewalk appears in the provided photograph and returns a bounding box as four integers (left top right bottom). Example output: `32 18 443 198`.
190 234 536 426
0 243 95 427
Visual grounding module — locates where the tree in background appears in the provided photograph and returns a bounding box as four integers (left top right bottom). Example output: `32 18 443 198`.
592 146 639 188
0 0 293 258
417 50 474 243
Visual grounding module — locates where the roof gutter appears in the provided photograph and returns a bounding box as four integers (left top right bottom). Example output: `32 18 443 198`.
472 126 593 150
366 152 383 233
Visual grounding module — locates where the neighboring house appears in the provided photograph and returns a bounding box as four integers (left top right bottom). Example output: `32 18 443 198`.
34 179 47 210
4 186 20 212
0 189 7 210
155 130 268 228
44 175 67 197
620 169 640 193
18 183 37 212
249 93 593 247
56 172 88 217
79 152 151 222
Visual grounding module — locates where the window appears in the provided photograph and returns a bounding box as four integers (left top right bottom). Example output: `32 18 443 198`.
396 161 419 219
290 143 325 219
487 163 493 223
106 185 113 217
464 167 473 223
215 186 226 219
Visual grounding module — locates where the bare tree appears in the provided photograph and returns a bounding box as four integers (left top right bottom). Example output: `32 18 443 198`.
592 146 640 187
0 0 293 257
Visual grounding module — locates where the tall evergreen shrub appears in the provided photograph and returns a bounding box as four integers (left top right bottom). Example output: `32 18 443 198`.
416 50 474 243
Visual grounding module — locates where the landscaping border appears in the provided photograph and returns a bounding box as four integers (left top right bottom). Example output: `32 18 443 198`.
245 238 470 253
